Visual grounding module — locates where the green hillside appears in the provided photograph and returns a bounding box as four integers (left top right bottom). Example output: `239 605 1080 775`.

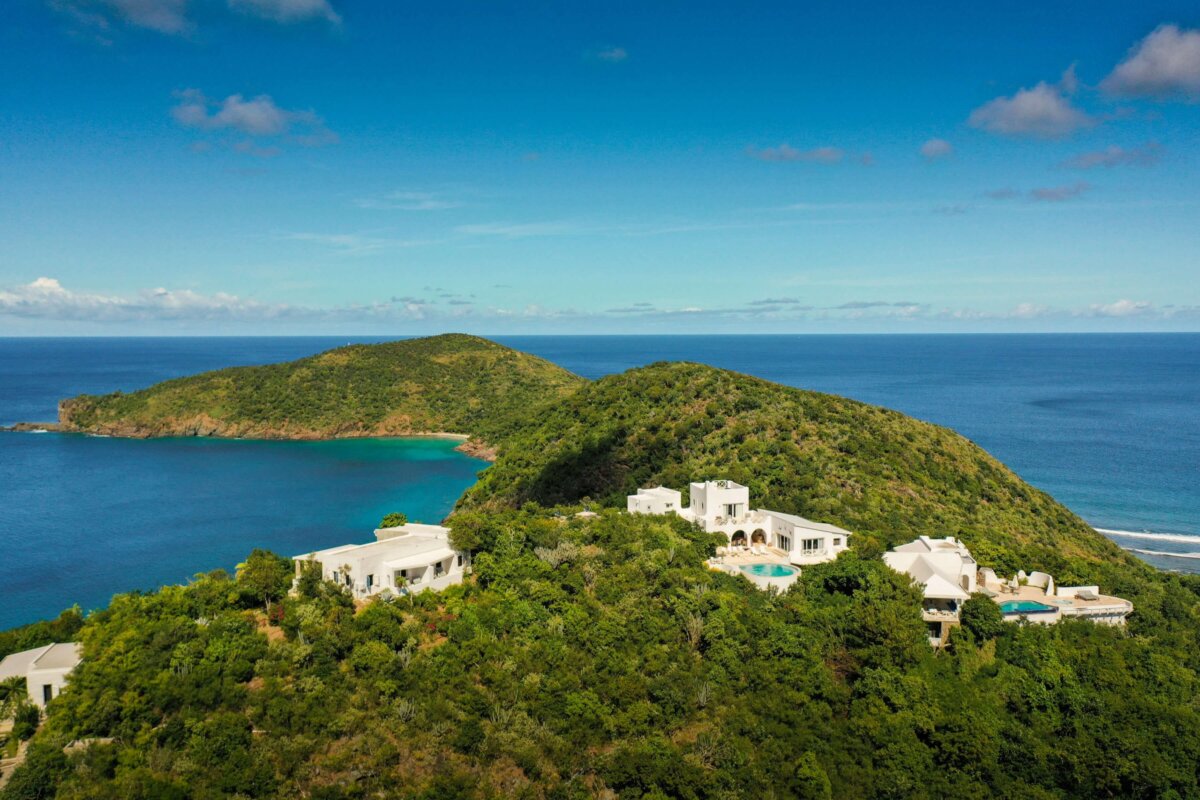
458 361 1133 582
55 334 585 443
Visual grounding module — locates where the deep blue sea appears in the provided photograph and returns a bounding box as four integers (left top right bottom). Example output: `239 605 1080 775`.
1 334 1197 629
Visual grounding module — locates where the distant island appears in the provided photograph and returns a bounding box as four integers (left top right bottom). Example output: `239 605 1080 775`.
3 334 1200 798
39 334 584 458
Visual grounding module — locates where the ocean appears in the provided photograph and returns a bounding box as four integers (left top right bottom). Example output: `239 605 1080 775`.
1 334 1197 629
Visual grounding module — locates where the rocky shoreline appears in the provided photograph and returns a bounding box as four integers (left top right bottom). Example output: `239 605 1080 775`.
1 422 64 433
1 419 497 461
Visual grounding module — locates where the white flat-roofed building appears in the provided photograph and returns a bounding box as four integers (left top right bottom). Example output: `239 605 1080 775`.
628 479 851 566
295 522 469 598
0 642 82 708
627 486 682 515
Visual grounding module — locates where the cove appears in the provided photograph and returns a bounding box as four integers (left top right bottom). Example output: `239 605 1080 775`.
0 433 485 630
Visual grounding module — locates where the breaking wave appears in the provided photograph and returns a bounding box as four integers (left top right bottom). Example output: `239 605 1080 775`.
1095 528 1200 546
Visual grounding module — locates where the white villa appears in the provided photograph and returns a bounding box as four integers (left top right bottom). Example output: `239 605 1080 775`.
883 536 977 646
0 642 82 708
884 536 1133 646
628 480 852 566
294 522 469 599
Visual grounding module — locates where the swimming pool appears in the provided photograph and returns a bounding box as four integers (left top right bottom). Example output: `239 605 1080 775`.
999 600 1057 614
740 563 799 578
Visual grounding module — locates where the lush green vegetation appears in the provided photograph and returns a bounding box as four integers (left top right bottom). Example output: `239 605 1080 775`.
9 341 1200 797
56 334 584 442
379 513 408 529
6 508 1200 798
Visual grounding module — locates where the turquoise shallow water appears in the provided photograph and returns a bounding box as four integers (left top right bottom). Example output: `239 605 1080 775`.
0 433 484 629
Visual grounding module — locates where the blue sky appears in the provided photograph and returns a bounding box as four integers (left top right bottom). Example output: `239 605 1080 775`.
1 0 1198 334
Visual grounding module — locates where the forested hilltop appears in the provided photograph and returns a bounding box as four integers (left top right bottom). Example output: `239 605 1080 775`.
460 362 1131 569
6 339 1200 798
53 334 584 445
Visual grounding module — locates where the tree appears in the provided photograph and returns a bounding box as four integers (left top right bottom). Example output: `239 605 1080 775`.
791 752 832 800
235 549 293 613
379 512 407 529
959 593 1005 642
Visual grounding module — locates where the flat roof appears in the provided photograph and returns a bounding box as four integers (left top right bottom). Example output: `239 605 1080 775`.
764 510 851 535
296 532 453 562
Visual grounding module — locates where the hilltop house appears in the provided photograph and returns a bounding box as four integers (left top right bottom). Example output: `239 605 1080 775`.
883 536 977 646
628 480 852 565
884 536 1133 646
294 522 469 599
0 642 82 708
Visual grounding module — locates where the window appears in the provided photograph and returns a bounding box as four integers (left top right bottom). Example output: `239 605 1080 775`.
777 534 792 551
434 561 444 577
366 574 374 590
456 554 463 567
43 684 53 704
833 538 842 546
802 538 822 554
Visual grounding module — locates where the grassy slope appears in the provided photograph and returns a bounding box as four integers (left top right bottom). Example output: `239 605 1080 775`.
56 334 586 442
459 361 1144 585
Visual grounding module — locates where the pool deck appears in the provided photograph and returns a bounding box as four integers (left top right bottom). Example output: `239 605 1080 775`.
993 583 1132 623
707 546 799 591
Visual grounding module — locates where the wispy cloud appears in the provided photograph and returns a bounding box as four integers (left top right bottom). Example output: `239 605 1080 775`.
48 0 192 39
920 138 954 160
355 190 463 211
1061 142 1162 169
49 0 342 42
746 144 844 163
592 46 628 63
172 89 337 151
283 232 434 255
455 221 586 238
1102 25 1200 99
1029 181 1091 202
228 0 341 25
968 68 1092 138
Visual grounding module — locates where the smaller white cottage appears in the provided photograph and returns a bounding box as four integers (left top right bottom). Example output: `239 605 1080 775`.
295 522 469 598
0 642 82 708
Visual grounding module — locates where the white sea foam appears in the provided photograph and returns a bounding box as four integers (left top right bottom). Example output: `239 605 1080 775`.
1129 548 1200 560
1095 528 1200 545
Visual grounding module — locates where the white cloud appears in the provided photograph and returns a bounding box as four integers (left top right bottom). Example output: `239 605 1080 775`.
172 89 337 150
920 138 953 160
1088 299 1154 317
0 277 290 322
1102 25 1200 99
746 144 844 163
967 74 1092 138
227 0 340 25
